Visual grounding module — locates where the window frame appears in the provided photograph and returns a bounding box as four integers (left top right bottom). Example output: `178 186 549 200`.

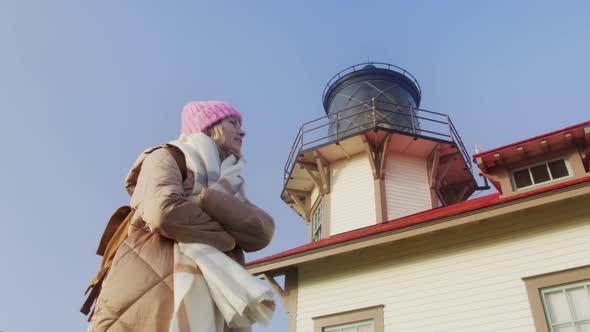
311 198 323 242
510 157 573 191
523 265 590 332
323 319 374 332
540 280 590 330
313 305 384 332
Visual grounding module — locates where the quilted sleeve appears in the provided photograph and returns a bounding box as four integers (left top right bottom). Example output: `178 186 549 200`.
131 148 236 251
199 188 275 252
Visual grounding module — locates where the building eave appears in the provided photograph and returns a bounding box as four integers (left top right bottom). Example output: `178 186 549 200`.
473 120 590 172
247 174 590 275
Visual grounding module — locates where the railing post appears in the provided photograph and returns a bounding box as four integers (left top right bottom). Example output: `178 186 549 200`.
336 111 340 139
447 115 454 144
410 105 416 135
300 127 304 152
372 98 377 127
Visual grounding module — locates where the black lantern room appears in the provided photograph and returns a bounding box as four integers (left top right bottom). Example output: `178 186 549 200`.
322 63 422 138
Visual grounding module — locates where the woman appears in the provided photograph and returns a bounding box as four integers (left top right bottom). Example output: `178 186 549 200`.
88 101 275 332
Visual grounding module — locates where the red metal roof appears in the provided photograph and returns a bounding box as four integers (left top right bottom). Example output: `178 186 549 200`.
248 174 590 267
473 120 590 164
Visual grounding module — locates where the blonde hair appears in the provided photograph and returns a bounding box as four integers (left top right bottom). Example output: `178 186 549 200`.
207 116 240 159
208 122 226 146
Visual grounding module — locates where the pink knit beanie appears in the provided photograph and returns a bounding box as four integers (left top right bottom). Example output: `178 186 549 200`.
181 101 243 135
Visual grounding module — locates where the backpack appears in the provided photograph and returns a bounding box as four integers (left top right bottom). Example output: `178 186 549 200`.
80 144 187 319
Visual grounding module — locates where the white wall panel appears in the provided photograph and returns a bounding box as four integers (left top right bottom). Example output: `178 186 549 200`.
310 186 320 208
385 153 432 220
295 203 590 331
329 153 376 235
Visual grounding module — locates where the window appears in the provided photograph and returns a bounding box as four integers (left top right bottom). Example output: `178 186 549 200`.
523 265 590 332
324 320 374 332
511 159 571 190
312 200 323 242
313 305 384 332
541 281 590 331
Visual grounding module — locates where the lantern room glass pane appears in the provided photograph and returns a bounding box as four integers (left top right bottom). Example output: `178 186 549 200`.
327 79 418 137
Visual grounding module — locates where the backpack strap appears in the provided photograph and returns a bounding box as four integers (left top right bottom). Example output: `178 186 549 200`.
163 144 187 183
81 207 135 317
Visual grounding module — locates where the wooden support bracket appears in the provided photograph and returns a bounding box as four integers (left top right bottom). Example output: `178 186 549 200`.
363 135 378 179
297 158 318 171
436 188 447 207
286 189 309 219
261 273 287 298
436 156 455 188
301 164 323 193
284 188 310 197
456 184 472 203
363 134 392 179
313 151 330 194
429 146 441 188
378 134 392 179
335 141 352 159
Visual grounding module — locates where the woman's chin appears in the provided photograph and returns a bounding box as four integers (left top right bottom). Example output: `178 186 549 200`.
221 147 241 158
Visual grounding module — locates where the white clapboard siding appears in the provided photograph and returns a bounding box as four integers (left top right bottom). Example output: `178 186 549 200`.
329 153 376 235
385 153 432 220
295 202 590 331
311 186 320 208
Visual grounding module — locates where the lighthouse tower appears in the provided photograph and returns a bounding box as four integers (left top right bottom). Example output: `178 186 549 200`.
282 63 478 241
251 64 590 332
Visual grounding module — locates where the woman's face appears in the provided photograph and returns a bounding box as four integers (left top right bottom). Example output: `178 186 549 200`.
220 116 246 155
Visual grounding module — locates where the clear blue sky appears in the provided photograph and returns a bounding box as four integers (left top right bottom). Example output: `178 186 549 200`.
1 1 588 331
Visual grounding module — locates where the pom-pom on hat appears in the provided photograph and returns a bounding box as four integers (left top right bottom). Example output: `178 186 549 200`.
181 101 242 135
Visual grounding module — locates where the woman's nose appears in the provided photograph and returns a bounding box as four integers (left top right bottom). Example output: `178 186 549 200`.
239 129 246 137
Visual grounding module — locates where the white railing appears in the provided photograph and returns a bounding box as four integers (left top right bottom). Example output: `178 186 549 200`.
284 99 472 185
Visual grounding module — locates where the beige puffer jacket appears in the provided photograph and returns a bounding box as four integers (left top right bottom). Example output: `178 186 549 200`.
88 147 275 332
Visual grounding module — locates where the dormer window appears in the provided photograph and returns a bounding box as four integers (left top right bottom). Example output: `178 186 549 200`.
511 158 571 190
312 200 323 242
